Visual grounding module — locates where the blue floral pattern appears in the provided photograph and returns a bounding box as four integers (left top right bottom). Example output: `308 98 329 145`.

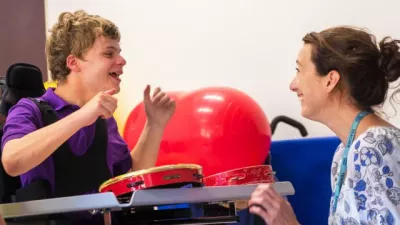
328 127 400 225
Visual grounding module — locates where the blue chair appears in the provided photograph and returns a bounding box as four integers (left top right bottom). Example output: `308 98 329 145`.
270 136 340 225
229 136 340 225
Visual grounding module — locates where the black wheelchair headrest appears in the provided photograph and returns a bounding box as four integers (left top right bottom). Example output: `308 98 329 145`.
0 63 46 116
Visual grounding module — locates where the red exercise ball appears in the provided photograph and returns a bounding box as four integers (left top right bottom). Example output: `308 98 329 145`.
123 87 271 177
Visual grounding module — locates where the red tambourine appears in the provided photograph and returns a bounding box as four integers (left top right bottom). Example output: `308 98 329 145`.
203 165 275 209
203 165 275 186
99 164 204 201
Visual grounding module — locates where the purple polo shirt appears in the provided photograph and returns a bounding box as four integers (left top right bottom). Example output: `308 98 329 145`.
1 88 132 194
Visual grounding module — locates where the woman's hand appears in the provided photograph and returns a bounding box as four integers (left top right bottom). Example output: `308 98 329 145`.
249 183 300 225
0 215 6 225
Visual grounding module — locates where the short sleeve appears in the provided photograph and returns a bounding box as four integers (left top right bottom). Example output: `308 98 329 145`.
0 98 56 191
106 117 132 176
1 98 43 151
350 128 400 222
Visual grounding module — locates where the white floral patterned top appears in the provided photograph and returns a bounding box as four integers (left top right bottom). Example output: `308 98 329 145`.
328 126 400 225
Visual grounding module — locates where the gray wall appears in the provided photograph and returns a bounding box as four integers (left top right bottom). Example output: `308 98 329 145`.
0 0 47 81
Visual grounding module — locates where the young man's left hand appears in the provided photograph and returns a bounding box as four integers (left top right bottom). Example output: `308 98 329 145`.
143 85 176 129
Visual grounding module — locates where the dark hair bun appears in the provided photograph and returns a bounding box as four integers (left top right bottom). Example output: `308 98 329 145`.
379 37 400 82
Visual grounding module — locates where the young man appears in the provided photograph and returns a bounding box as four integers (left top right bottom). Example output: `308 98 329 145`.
1 10 175 224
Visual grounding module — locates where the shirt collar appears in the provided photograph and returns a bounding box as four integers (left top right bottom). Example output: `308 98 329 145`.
41 88 79 111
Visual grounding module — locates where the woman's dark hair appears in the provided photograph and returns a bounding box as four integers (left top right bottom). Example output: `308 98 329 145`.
302 26 400 111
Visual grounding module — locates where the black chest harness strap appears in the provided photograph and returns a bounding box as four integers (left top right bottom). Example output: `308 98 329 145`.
15 98 112 202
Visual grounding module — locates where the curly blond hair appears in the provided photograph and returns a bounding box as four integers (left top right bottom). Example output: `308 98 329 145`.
45 10 121 82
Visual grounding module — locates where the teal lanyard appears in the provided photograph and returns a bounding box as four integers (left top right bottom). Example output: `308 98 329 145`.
331 110 371 215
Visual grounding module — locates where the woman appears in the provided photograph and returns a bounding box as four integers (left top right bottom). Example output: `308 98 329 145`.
249 26 400 225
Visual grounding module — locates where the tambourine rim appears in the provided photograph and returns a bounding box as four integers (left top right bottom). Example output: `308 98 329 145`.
203 165 273 179
99 163 203 191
